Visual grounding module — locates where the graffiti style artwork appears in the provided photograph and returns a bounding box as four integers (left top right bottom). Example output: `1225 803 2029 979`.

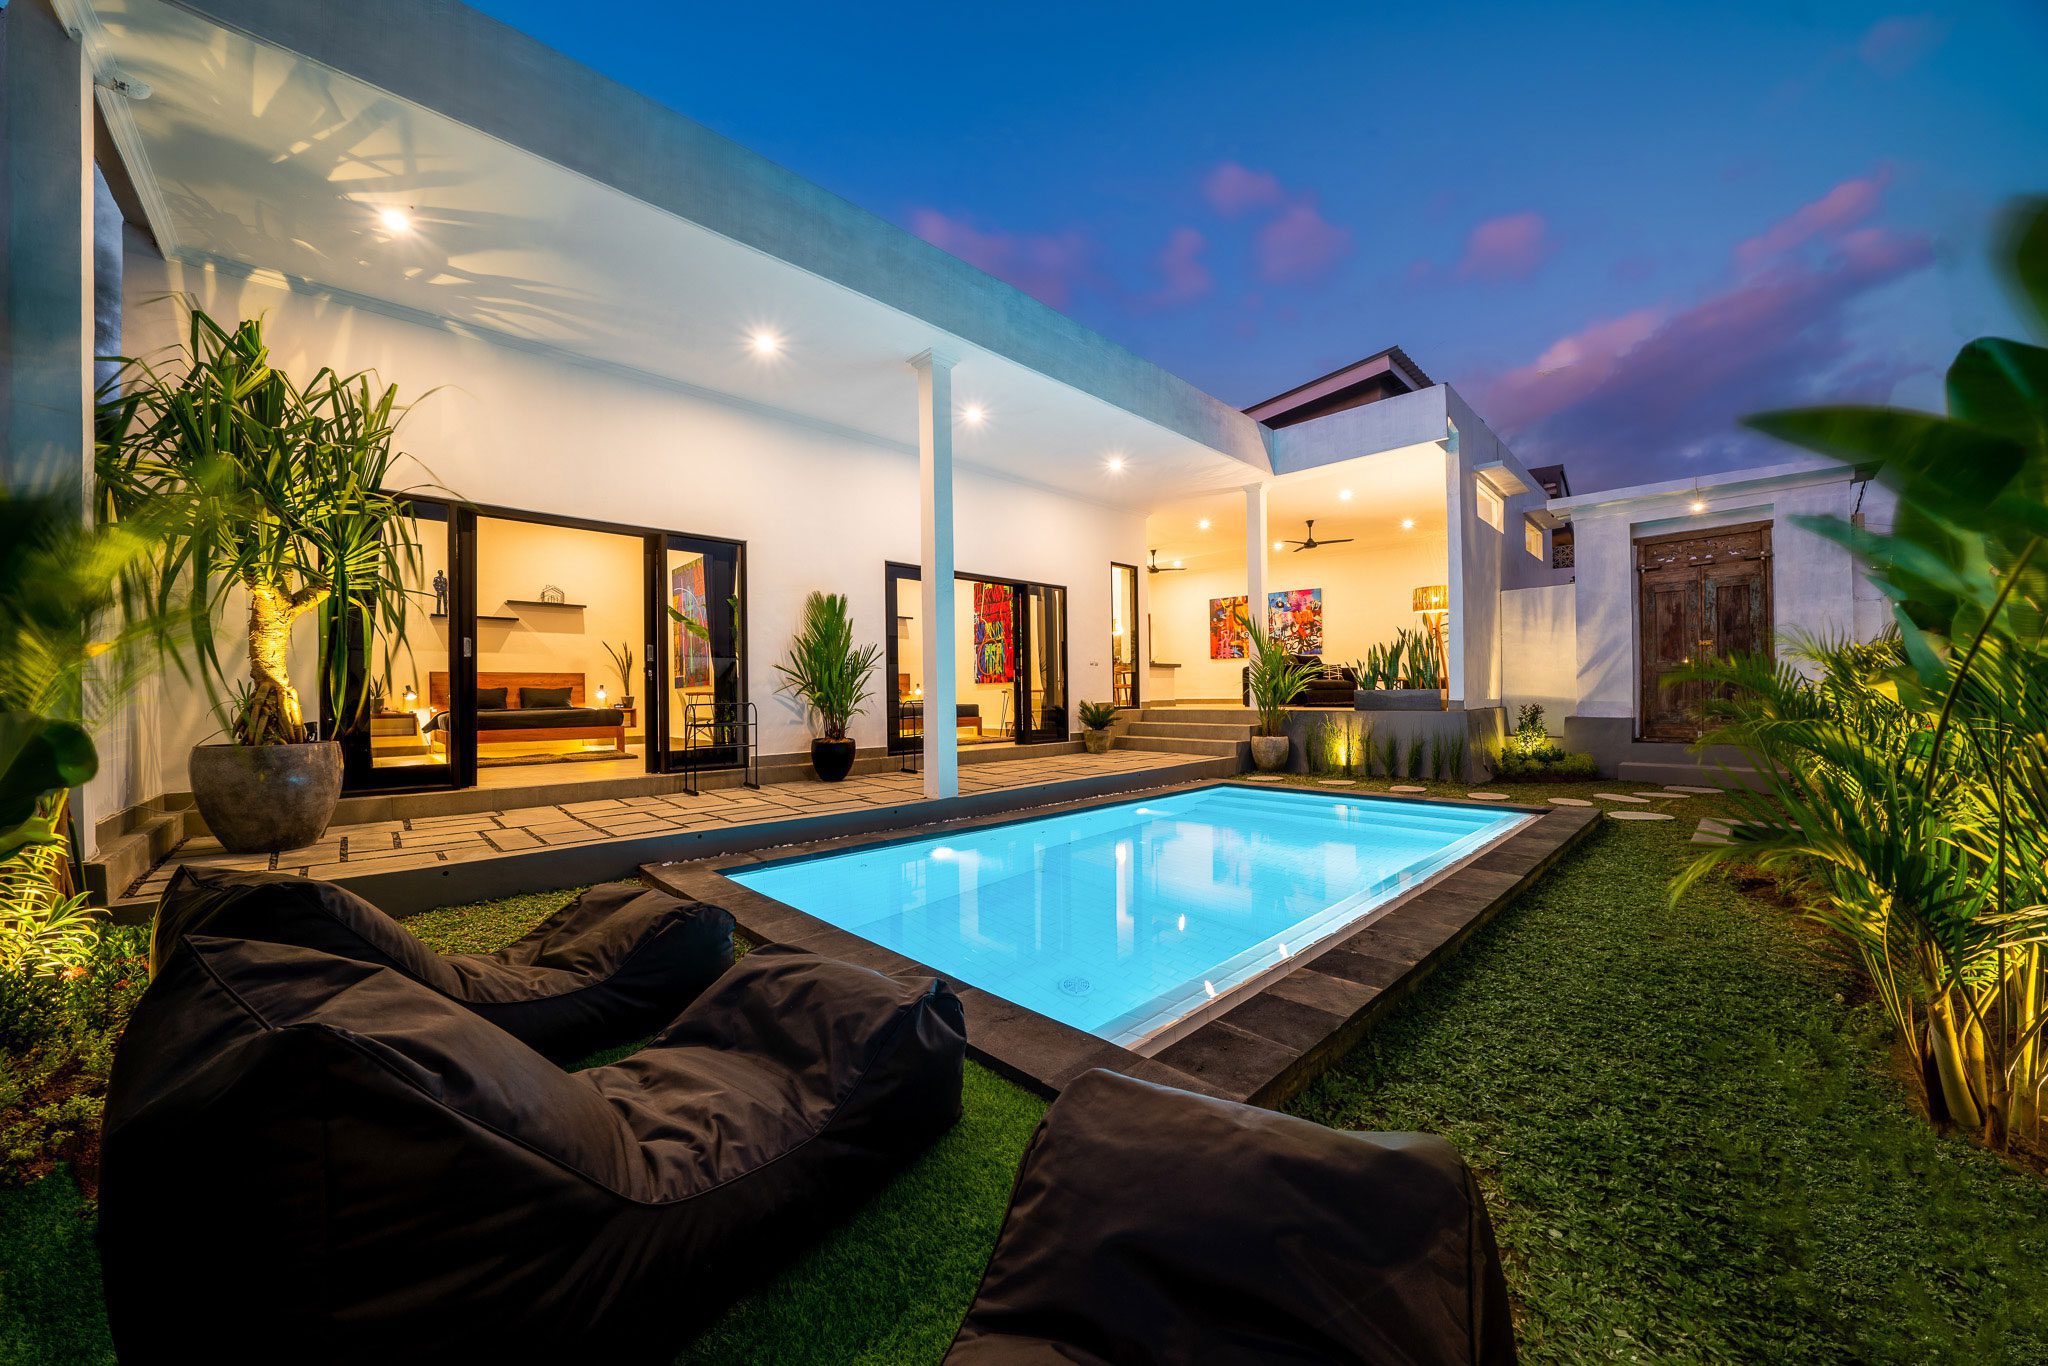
1267 588 1323 655
670 558 711 689
973 581 1014 683
1208 595 1248 659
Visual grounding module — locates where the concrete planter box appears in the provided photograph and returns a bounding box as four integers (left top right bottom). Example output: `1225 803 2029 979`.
1354 688 1443 712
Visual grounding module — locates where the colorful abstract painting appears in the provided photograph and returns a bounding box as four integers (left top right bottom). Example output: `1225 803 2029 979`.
1208 595 1248 659
973 581 1013 683
670 558 711 689
1267 588 1323 655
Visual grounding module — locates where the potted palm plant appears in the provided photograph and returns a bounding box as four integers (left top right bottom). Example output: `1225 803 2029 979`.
1245 618 1318 771
602 641 637 712
1077 700 1118 755
96 311 437 853
775 591 881 782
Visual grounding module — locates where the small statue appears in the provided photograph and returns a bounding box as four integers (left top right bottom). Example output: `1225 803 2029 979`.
433 569 449 616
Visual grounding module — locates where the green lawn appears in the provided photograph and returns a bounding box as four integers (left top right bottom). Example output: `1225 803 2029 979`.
6 779 2047 1363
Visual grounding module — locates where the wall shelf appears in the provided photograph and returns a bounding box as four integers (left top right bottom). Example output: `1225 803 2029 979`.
431 613 520 623
504 598 588 609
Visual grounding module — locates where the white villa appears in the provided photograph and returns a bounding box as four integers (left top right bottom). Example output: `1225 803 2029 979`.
3 0 1886 888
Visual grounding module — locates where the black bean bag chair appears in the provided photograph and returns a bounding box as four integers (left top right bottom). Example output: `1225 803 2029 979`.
150 868 732 1062
101 937 965 1364
946 1068 1516 1365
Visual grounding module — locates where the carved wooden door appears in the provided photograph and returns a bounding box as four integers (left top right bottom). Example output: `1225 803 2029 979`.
1636 523 1772 741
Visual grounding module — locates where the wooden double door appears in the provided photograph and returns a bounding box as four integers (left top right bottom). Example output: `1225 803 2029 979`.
1637 522 1773 741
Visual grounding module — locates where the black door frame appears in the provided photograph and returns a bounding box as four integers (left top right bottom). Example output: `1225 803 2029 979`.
648 529 749 775
1111 560 1141 711
335 497 746 794
884 562 1070 755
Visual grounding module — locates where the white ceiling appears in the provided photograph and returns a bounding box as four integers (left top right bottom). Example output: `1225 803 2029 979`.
80 0 1265 510
1145 444 1449 571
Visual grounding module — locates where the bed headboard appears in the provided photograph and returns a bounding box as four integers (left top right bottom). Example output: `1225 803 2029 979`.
428 671 586 709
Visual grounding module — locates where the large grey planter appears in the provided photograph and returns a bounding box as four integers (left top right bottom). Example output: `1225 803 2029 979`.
188 741 343 854
1354 689 1443 712
1248 734 1290 772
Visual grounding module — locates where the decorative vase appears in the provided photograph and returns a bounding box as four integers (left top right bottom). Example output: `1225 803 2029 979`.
188 741 344 854
1249 734 1290 772
616 695 635 712
1083 729 1112 755
810 737 857 783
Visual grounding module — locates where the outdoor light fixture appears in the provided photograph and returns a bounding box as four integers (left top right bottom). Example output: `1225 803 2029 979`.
1690 497 1708 514
749 330 781 356
1401 517 1416 531
1105 455 1126 473
962 403 986 426
375 206 414 234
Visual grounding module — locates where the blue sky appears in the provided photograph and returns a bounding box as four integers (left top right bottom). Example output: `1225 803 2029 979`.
472 1 2046 491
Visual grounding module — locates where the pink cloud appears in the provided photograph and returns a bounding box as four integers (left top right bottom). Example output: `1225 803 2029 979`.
1203 162 1285 216
1734 167 1891 271
1256 201 1351 283
1149 227 1213 307
1470 226 1934 489
908 209 1090 308
1858 15 1948 76
1457 212 1551 281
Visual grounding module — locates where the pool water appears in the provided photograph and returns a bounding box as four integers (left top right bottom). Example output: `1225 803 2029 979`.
730 785 1528 1048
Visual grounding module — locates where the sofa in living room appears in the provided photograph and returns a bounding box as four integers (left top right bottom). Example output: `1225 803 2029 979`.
1241 655 1356 708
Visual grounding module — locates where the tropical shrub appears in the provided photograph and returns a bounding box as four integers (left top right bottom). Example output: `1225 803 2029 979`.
1245 619 1318 737
96 310 436 746
1398 626 1444 690
1673 197 2048 1150
1352 637 1404 691
1487 747 1598 782
1077 700 1119 732
775 592 881 740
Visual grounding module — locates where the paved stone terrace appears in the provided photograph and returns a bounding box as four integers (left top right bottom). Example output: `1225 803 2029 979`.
126 749 1209 901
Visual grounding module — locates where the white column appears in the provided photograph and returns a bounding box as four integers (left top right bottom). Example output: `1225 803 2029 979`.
2 0 94 501
910 349 960 799
1244 482 1270 640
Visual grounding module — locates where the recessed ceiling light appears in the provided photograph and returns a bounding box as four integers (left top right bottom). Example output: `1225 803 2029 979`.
1401 517 1416 531
1171 558 1183 568
375 206 413 234
749 330 781 356
1271 540 1285 551
1106 455 1126 474
961 403 986 426
1338 488 1353 501
1197 518 1211 531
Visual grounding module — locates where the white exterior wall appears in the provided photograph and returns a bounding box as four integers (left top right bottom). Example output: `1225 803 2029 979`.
1498 583 1577 725
100 237 1144 816
1563 465 1896 724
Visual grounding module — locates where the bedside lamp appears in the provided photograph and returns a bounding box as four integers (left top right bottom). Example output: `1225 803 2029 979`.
597 684 608 706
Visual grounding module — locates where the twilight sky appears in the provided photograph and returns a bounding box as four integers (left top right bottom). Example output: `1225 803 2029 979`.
472 1 2047 492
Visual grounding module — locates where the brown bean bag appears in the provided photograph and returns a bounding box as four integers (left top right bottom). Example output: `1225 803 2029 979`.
947 1068 1516 1365
151 868 732 1062
101 938 965 1363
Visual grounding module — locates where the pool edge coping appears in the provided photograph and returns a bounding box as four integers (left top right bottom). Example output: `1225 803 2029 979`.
642 780 1601 1109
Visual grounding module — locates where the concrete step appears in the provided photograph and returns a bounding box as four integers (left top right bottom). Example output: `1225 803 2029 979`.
1113 735 1249 761
85 809 186 905
1615 761 1764 790
1122 720 1255 741
1135 707 1260 726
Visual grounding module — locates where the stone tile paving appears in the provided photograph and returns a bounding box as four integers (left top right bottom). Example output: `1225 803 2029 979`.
127 749 1205 899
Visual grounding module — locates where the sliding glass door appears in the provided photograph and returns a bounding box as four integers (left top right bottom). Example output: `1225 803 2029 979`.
1110 561 1139 709
652 533 746 774
884 563 1069 754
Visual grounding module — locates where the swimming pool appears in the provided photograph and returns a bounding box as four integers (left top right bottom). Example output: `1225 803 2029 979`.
729 784 1529 1049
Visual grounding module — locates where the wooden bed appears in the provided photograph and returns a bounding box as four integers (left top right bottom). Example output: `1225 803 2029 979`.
428 672 626 751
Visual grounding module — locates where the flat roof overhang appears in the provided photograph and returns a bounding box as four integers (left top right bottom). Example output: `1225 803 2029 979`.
68 0 1272 508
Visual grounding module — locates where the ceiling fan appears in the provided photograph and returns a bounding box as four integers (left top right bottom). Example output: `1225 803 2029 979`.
1280 519 1354 552
1146 549 1186 574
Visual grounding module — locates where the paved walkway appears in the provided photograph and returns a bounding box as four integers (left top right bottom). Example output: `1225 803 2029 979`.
128 749 1207 900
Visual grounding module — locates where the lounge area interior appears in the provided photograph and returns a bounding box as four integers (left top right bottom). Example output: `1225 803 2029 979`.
889 566 1068 753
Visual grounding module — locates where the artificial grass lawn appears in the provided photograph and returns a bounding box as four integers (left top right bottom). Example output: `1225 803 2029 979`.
6 780 2048 1362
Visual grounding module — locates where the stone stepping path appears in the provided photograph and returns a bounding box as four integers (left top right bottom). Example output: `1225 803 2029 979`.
1466 792 1511 801
1608 810 1674 821
1548 796 1595 807
1633 791 1687 800
1593 792 1650 804
1243 774 1285 782
1691 817 1733 846
1389 785 1428 794
1317 778 1355 786
1665 785 1721 795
